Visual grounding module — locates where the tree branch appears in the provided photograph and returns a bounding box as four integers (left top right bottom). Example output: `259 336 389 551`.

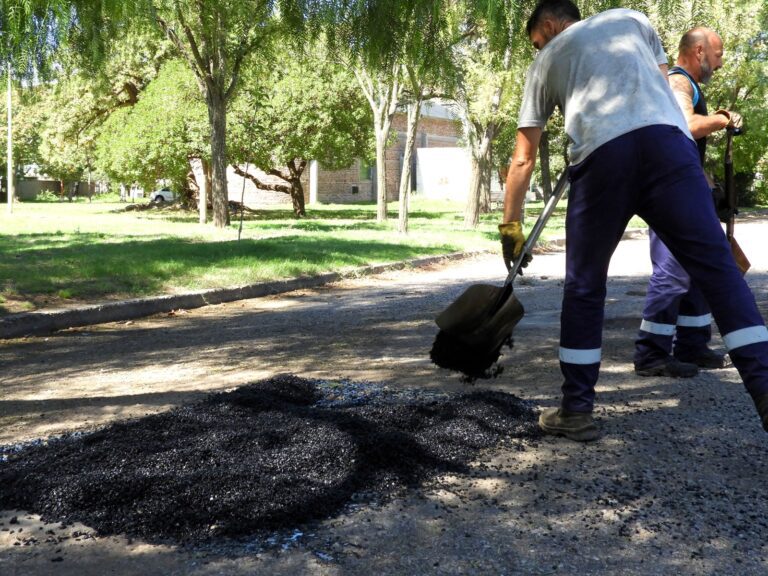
267 166 292 181
155 14 206 94
175 2 212 92
231 164 292 194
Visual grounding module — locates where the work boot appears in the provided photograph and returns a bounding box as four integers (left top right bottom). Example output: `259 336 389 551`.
634 356 699 378
538 408 600 442
755 394 768 433
674 348 732 370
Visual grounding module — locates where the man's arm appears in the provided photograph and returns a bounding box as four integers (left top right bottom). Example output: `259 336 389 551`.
503 127 542 222
669 73 729 139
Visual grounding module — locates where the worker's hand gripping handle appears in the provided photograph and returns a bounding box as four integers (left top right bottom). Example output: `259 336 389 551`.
505 172 569 284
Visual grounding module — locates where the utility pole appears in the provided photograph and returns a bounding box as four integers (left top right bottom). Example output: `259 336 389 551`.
6 62 13 214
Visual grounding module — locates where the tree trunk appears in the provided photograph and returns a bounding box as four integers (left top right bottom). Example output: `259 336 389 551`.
207 88 230 227
375 129 389 221
479 139 493 214
205 161 212 209
189 157 209 222
539 130 552 202
290 179 306 216
465 151 481 229
397 98 422 234
288 159 307 217
464 128 493 228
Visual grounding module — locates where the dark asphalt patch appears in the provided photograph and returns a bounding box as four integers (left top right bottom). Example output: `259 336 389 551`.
0 375 538 545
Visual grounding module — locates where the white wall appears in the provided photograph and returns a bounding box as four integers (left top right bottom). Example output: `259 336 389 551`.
415 148 471 201
415 148 501 201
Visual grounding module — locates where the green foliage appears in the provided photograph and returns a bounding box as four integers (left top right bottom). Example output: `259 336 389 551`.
229 42 373 173
36 77 101 182
147 0 278 93
7 0 764 210
321 0 453 69
31 189 59 202
94 59 208 190
691 1 768 202
1 84 43 177
4 25 170 186
1 0 146 78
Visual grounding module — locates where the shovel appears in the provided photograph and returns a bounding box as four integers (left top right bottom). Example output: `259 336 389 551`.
724 127 751 274
430 171 569 379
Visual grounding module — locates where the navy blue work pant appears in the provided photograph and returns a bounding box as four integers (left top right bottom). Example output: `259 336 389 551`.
634 230 712 368
559 125 768 413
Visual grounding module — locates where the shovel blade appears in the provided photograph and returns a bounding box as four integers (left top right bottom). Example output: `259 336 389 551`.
436 284 509 333
435 282 525 352
731 237 751 275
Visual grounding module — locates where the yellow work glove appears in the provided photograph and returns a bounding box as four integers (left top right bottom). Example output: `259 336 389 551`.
498 221 531 273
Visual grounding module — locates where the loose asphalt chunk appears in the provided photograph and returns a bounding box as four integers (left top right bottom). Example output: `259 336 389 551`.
0 374 539 545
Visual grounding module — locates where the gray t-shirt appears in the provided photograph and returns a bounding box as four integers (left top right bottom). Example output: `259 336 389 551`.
518 8 692 165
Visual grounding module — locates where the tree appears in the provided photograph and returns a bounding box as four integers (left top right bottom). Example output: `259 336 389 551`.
691 1 768 203
396 11 457 234
0 83 43 181
229 42 373 217
452 34 518 228
36 80 99 193
94 59 209 198
2 25 170 198
354 62 402 222
60 28 173 137
329 0 459 224
20 0 762 220
146 1 282 227
396 71 424 234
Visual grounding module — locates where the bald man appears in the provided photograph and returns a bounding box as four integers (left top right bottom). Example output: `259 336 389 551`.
634 27 742 378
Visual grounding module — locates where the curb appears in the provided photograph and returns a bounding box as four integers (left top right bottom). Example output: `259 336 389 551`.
0 251 485 340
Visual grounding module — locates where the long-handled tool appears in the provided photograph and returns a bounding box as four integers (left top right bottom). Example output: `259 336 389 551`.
724 127 750 274
430 171 569 379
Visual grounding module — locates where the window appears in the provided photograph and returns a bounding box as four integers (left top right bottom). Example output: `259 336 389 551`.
358 159 372 181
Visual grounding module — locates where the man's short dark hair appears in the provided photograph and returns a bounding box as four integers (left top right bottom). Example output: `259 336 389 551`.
526 0 581 36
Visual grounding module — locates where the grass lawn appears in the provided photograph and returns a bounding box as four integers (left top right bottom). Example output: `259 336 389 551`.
0 195 642 315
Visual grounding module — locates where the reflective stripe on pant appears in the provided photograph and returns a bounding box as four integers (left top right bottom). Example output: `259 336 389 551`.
634 230 712 367
561 125 768 413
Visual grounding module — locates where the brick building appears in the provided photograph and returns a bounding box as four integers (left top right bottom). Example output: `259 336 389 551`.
229 100 463 207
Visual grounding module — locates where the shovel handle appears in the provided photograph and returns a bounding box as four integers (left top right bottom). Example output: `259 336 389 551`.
506 171 570 283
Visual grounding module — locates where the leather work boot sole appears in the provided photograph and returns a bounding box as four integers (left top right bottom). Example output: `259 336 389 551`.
635 357 699 378
755 394 768 433
675 349 732 370
538 407 600 442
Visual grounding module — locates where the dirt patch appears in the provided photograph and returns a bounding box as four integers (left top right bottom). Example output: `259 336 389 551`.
0 375 538 546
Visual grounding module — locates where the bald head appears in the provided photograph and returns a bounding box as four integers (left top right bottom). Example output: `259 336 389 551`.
677 27 723 84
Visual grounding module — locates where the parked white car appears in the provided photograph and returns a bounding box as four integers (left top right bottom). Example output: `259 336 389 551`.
149 188 175 203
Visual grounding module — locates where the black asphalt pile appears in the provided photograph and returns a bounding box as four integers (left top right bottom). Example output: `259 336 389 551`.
0 375 539 545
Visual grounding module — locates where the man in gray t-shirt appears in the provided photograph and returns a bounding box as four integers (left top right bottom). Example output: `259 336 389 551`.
517 7 689 164
499 0 768 441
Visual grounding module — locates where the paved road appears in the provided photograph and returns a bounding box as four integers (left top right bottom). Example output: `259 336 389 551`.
2 219 768 575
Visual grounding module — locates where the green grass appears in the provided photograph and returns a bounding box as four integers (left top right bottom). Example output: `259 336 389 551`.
0 196 645 315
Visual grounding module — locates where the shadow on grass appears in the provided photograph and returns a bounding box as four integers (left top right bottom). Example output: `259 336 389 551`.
0 233 456 305
147 206 464 224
